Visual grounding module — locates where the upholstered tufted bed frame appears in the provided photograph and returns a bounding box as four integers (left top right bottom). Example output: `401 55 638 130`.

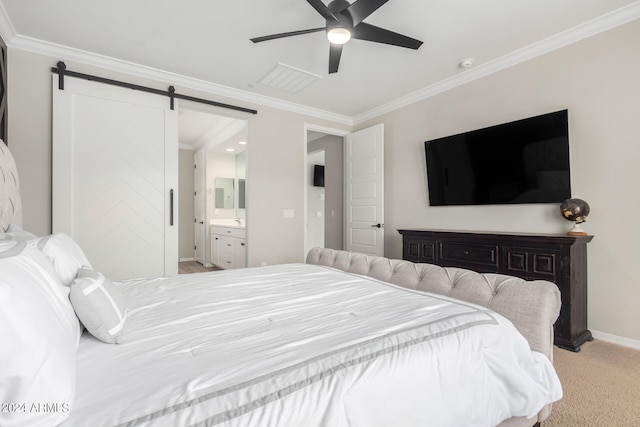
306 247 561 426
0 140 22 232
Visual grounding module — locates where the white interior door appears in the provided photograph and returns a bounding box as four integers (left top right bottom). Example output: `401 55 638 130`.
52 76 178 280
345 124 384 256
194 149 206 264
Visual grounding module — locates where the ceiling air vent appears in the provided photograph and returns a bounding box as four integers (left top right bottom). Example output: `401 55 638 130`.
258 63 321 93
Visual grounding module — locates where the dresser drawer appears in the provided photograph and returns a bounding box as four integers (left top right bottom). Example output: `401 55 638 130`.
503 246 558 280
439 242 498 268
211 226 245 239
222 236 236 254
404 239 437 263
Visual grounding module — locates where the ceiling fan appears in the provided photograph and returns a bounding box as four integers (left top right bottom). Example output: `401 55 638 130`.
250 0 423 74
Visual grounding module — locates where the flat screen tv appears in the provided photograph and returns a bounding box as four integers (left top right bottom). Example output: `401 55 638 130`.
313 164 325 187
425 110 571 206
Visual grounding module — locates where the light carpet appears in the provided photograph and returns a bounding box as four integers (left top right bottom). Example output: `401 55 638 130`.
544 340 640 426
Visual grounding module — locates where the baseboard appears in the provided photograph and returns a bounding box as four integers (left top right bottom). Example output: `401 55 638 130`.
179 257 195 262
591 329 640 350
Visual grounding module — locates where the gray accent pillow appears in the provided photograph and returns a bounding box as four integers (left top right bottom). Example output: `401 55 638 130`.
33 233 92 286
69 267 128 344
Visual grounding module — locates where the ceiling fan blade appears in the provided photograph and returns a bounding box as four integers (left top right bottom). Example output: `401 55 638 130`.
329 44 343 74
307 0 338 21
250 27 325 43
352 22 423 49
345 0 389 26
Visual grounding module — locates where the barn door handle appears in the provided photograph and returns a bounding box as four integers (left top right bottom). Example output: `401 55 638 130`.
170 189 174 226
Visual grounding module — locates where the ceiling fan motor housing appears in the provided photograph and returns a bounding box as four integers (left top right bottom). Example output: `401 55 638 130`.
327 0 354 33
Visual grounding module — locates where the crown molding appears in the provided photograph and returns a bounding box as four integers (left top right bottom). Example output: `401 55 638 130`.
1 1 638 128
4 34 353 127
353 1 640 125
0 1 15 45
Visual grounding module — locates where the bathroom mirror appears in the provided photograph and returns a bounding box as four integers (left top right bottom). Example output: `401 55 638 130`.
236 152 246 213
214 177 234 209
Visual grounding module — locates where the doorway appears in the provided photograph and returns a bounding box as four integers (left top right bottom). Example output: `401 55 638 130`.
304 123 385 259
178 105 248 268
304 126 347 257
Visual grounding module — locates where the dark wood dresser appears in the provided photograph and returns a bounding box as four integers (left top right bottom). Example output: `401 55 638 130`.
398 229 594 351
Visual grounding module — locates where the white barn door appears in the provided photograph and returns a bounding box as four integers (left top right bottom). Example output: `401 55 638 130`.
52 76 178 280
345 124 384 256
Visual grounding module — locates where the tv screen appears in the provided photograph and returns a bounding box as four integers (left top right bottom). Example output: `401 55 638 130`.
425 110 571 206
313 164 325 187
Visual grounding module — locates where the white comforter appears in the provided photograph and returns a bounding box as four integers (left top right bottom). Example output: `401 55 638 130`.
63 264 561 427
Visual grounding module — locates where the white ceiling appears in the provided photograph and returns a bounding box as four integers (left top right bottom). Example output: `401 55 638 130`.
1 0 639 120
177 108 248 151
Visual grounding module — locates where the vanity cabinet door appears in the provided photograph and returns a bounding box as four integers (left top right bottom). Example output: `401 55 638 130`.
211 232 221 266
211 226 246 269
236 239 247 268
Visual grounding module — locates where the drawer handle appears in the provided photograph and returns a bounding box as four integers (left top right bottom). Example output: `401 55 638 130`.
227 243 232 247
227 230 232 233
241 243 245 246
464 250 469 255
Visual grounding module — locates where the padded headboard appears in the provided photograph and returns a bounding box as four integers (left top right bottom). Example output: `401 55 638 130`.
306 247 560 357
0 139 23 232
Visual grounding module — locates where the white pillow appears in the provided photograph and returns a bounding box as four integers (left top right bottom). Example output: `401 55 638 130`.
32 233 92 286
0 242 79 427
0 239 16 252
70 267 128 344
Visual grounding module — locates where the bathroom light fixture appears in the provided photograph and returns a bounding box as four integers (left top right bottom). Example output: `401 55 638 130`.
225 148 236 152
238 141 247 145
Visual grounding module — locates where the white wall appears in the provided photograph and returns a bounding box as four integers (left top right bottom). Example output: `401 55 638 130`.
357 20 640 344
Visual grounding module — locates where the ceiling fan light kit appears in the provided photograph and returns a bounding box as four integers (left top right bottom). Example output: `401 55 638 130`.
327 25 351 45
251 0 423 74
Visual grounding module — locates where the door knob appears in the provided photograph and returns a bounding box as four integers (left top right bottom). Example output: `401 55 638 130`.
371 223 383 228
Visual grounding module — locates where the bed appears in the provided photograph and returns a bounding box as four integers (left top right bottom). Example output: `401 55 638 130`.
0 139 562 427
